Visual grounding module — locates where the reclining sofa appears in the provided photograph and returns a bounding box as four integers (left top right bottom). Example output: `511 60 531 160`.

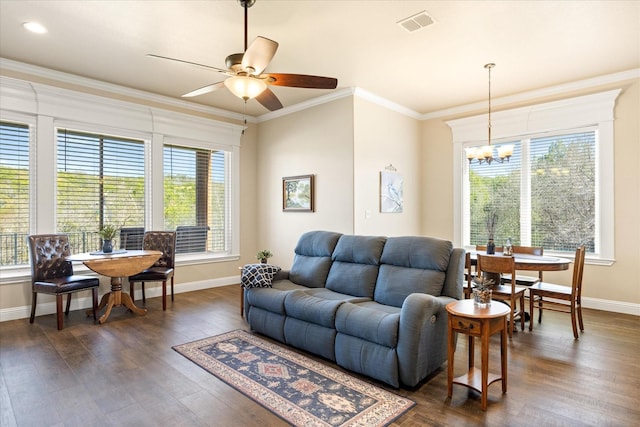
243 230 464 387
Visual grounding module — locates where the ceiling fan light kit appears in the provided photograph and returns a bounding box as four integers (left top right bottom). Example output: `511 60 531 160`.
466 63 514 165
224 75 267 100
148 0 337 111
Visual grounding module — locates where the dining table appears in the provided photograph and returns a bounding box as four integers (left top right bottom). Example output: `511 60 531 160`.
67 249 162 324
469 251 571 273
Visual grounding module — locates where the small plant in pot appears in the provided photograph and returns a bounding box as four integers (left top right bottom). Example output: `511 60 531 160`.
256 249 273 264
472 276 495 308
98 224 119 253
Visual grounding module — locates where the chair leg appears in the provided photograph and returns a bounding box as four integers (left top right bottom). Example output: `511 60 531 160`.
538 297 543 323
171 277 174 302
30 292 38 324
570 301 579 339
577 301 584 332
519 294 525 331
529 292 534 331
129 281 135 301
56 295 64 330
92 288 99 321
141 282 146 302
65 293 72 315
162 280 167 311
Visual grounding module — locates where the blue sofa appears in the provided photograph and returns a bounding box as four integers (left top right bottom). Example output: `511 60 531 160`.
244 230 465 387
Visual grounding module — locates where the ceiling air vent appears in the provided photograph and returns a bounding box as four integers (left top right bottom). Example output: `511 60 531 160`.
397 10 435 33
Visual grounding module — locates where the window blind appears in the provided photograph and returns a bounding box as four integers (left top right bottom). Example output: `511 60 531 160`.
56 129 145 252
164 145 227 253
0 121 30 266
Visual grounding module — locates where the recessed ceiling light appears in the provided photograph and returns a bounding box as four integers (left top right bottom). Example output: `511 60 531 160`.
23 22 47 34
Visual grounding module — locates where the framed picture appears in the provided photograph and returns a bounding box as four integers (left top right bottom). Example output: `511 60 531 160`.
283 174 314 212
380 171 403 213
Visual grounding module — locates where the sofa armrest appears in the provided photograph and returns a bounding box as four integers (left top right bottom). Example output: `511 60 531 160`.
273 269 290 281
397 293 456 387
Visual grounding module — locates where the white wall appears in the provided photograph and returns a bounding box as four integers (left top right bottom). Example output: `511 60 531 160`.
255 97 355 269
353 97 422 236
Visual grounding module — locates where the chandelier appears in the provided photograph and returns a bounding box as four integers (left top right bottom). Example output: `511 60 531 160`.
466 63 514 165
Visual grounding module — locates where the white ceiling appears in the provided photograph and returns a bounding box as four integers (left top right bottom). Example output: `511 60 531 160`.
1 1 639 118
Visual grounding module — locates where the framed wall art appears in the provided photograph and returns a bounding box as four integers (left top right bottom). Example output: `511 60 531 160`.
380 171 403 213
283 174 314 212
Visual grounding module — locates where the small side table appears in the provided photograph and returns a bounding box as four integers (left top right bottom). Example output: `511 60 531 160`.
446 299 510 411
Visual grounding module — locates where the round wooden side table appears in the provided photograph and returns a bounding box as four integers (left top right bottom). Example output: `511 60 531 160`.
446 298 510 411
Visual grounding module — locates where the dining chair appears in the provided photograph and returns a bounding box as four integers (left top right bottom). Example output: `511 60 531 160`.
119 227 145 250
528 246 586 339
476 253 527 338
463 251 473 299
128 231 176 310
28 234 99 330
505 245 544 286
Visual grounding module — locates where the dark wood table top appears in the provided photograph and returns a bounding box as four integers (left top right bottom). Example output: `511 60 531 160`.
469 251 571 272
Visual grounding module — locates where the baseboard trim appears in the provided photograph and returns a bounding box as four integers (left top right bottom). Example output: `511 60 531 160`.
2 277 637 322
0 275 240 323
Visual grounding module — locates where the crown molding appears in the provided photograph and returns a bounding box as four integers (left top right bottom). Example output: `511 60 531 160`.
0 57 254 123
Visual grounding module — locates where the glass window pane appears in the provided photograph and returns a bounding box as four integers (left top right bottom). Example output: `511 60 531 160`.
530 131 596 252
164 145 227 254
469 142 521 247
57 129 145 252
0 121 30 266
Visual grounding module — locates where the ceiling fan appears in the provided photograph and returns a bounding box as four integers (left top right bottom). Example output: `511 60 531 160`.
148 0 338 111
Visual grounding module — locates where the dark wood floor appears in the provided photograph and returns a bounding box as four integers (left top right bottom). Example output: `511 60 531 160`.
1 285 638 426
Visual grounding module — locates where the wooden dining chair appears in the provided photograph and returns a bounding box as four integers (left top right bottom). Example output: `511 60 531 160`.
529 246 586 339
28 234 99 330
128 231 176 310
505 245 544 286
476 254 527 338
463 251 473 299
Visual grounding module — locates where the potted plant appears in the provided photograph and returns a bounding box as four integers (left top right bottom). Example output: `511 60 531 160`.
256 249 273 264
98 224 119 253
472 276 495 308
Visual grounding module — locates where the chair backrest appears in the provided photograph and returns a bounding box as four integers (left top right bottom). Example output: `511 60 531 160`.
464 251 473 297
175 225 209 253
28 234 74 282
476 244 504 253
572 246 586 298
142 231 176 268
512 245 543 256
476 254 516 288
120 227 145 250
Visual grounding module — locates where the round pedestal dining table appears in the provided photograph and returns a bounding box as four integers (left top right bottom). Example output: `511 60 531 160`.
67 249 162 324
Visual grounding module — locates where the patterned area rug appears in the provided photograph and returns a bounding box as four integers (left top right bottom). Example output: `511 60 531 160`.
173 330 414 427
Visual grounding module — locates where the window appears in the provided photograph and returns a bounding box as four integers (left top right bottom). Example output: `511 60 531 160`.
164 145 227 254
56 129 145 252
1 75 243 276
449 89 619 262
468 129 596 252
0 121 30 266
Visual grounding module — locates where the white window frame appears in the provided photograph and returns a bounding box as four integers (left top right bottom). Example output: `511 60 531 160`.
447 89 620 265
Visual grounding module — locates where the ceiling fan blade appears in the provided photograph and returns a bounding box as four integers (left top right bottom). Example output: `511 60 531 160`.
241 36 279 75
147 54 228 74
256 87 283 111
182 82 225 98
263 73 338 89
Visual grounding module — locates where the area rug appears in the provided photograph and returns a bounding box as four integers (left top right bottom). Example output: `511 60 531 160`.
173 329 414 427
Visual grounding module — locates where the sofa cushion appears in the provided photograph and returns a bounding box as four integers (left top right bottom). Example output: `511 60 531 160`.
335 302 400 348
304 288 371 303
283 290 344 328
245 280 308 314
375 236 452 307
325 235 385 297
289 230 342 287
